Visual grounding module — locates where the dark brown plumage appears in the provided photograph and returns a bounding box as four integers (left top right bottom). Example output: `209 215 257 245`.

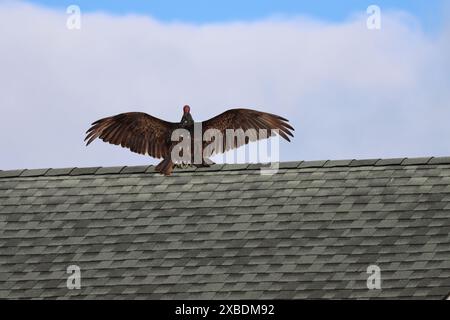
85 106 294 175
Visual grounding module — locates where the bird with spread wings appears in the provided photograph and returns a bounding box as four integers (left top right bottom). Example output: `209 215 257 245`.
85 105 294 175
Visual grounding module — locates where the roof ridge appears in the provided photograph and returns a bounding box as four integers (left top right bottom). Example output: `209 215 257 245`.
1 156 450 178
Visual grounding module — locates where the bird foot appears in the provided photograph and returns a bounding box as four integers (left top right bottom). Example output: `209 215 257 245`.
174 162 192 169
174 160 215 169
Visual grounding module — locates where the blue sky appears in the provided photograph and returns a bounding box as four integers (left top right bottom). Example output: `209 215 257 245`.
25 0 446 31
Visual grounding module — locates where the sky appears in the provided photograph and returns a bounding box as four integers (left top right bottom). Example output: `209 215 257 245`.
0 0 449 170
23 0 447 31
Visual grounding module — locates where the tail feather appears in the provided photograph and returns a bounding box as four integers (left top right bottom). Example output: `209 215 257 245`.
155 158 174 176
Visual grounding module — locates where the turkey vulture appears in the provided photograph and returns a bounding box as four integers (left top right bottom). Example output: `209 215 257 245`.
85 105 294 175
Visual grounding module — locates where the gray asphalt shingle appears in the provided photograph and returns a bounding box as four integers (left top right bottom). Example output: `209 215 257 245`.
0 157 449 299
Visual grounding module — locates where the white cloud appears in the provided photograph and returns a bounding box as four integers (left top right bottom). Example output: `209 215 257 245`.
0 1 449 169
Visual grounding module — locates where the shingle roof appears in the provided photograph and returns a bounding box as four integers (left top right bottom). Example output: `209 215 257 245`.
1 157 449 299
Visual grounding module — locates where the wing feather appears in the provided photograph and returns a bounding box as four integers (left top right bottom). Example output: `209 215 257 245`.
202 108 294 154
85 112 176 159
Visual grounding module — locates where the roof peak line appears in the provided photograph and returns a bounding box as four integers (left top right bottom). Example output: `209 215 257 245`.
1 156 450 179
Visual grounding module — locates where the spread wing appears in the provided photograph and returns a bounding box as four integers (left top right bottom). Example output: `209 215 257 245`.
201 108 294 153
85 112 177 159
